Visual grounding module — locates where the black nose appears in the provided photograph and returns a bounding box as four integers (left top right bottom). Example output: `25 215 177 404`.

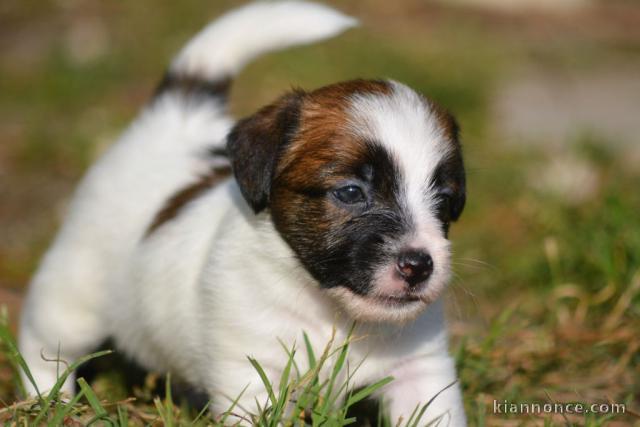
396 250 433 287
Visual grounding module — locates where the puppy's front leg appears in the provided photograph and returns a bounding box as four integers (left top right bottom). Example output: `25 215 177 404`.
385 354 466 426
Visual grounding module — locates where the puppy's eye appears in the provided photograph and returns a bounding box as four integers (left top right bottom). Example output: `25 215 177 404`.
333 185 365 204
435 193 452 223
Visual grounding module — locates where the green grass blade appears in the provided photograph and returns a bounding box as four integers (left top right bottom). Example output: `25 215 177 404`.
346 376 394 408
190 400 211 426
33 349 112 425
409 404 429 427
117 405 129 426
154 396 167 425
402 403 421 427
0 322 40 401
320 340 349 417
218 383 249 425
331 354 370 411
303 332 317 370
278 338 302 379
271 348 295 424
248 356 277 409
47 388 86 427
164 373 174 427
410 381 458 427
342 416 358 425
76 377 110 424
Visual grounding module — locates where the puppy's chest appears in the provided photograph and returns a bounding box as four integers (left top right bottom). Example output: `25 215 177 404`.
207 288 402 383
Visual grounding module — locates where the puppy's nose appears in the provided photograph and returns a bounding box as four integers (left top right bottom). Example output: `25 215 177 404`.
396 250 433 287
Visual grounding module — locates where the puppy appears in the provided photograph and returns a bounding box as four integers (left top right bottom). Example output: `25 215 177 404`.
19 1 467 424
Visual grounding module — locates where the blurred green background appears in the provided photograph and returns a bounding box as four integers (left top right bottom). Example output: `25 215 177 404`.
1 0 639 424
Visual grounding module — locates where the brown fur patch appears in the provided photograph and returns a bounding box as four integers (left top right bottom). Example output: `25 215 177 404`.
271 80 395 241
275 79 392 186
226 90 305 212
145 165 231 237
425 98 460 144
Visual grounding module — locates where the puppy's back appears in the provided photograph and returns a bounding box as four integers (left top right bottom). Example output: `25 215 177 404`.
19 0 356 396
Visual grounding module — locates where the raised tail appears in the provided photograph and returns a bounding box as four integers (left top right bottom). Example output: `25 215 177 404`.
155 1 357 100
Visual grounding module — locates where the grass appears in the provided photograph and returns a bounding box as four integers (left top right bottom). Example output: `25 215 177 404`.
1 320 443 426
1 0 639 425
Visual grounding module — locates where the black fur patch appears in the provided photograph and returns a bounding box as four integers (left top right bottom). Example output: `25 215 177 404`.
427 107 465 226
345 392 382 426
76 340 209 410
226 90 305 213
153 72 231 103
428 146 466 235
272 141 410 295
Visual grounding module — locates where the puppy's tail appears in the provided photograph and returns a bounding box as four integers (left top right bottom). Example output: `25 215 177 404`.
155 1 357 101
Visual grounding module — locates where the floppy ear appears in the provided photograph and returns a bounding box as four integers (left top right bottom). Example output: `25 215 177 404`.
446 116 466 222
226 91 304 213
429 111 466 222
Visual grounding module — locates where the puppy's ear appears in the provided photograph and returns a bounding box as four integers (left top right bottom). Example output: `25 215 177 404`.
227 91 304 213
446 116 466 222
430 109 466 222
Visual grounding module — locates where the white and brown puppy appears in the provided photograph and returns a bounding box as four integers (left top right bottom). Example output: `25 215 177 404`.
19 1 467 425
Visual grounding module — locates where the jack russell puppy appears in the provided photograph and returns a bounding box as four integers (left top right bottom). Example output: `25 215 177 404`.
19 1 467 424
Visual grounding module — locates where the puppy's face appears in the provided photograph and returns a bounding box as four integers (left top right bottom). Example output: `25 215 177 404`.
228 80 465 323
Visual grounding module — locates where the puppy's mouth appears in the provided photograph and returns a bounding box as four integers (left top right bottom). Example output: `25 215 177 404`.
325 285 436 323
346 284 435 307
369 293 425 306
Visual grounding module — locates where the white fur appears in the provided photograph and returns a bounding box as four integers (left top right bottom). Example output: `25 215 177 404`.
19 0 353 396
171 0 357 78
19 2 465 425
112 187 464 423
346 82 454 319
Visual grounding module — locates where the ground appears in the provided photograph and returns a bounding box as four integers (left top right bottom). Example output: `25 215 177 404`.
0 0 639 425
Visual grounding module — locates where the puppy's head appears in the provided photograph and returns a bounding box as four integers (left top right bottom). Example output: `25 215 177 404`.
227 79 465 323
